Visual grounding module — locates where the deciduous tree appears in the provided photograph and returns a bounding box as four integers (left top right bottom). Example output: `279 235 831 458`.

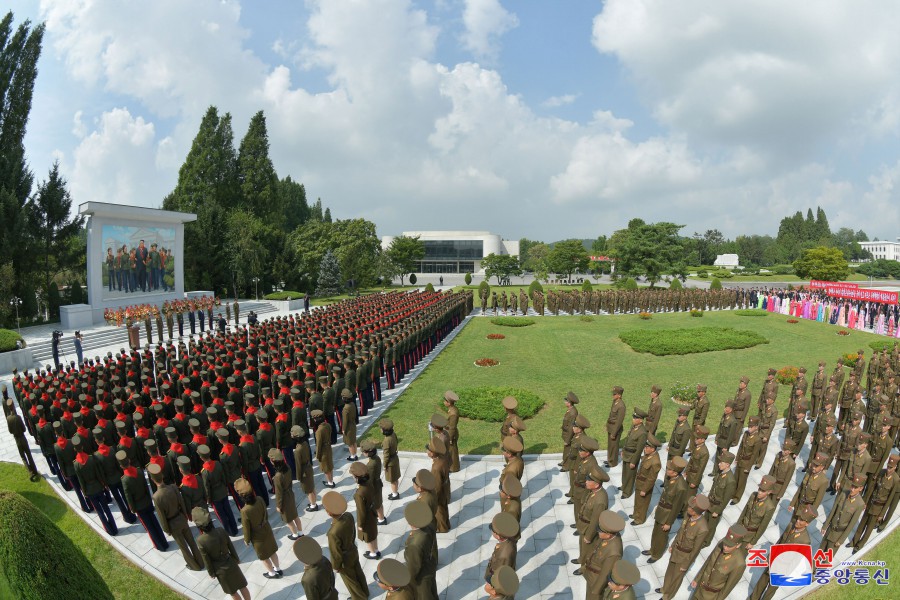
792 246 849 281
386 235 425 285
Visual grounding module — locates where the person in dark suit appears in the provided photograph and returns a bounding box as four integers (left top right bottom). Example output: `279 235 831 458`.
136 240 149 292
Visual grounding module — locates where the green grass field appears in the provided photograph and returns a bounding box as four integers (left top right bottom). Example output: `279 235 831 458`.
366 310 883 455
0 464 184 600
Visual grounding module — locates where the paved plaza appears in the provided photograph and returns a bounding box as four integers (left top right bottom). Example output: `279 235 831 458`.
1 304 897 599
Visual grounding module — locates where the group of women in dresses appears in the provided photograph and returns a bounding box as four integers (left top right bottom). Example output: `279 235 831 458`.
754 288 900 337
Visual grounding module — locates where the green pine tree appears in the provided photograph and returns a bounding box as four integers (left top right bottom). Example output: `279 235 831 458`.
238 110 279 222
316 250 343 296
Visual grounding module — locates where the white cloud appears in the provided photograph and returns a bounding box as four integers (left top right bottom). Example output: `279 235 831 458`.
541 94 579 109
460 0 519 62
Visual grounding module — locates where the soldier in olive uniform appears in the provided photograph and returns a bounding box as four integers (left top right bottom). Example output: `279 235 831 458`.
149 462 202 570
502 436 526 489
560 391 580 468
732 376 752 433
789 451 829 523
427 437 451 533
749 505 818 600
349 461 380 559
500 396 518 444
703 451 736 548
737 476 778 548
404 501 438 600
444 390 461 472
619 407 648 498
194 507 250 600
768 439 797 501
631 434 662 525
838 432 873 494
757 395 778 466
564 414 591 474
601 560 641 600
605 386 626 468
821 474 867 554
811 361 827 420
851 453 899 551
644 456 688 562
685 426 710 499
374 558 414 599
690 524 748 600
324 491 370 600
119 451 169 549
501 476 523 523
666 407 691 462
382 418 401 500
485 512 519 584
198 444 239 536
573 466 610 568
341 389 358 461
658 494 710 599
688 385 710 454
758 368 778 414
569 436 598 516
582 511 626 593
832 411 863 492
713 400 739 468
733 416 763 503
645 385 663 436
294 536 339 600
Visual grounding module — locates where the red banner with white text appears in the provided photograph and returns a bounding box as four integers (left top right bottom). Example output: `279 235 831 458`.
809 281 898 305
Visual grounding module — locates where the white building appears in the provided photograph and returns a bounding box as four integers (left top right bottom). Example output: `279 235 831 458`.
380 231 519 274
713 253 740 269
860 240 900 261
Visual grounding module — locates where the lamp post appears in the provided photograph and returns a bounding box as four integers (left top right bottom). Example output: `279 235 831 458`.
251 277 259 301
10 296 22 336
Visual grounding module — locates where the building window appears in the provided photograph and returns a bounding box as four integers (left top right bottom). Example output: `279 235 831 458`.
422 240 484 260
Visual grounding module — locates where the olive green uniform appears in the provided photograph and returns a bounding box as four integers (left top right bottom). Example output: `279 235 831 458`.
329 513 369 600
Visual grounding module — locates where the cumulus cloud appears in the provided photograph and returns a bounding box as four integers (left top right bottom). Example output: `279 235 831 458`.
460 0 519 62
542 94 579 108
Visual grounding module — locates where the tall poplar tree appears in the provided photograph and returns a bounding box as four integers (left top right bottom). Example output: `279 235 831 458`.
238 110 279 221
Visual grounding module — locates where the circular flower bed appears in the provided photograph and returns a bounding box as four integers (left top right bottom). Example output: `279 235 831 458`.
776 365 799 385
474 358 499 367
837 329 851 336
690 309 704 318
456 387 545 421
638 312 652 320
486 333 506 340
787 318 799 324
491 317 535 327
670 381 699 407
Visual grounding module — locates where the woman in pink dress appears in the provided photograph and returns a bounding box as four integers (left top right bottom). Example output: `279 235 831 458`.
848 306 858 330
876 310 886 335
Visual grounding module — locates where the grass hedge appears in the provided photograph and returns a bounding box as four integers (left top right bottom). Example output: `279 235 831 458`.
619 327 769 356
491 317 535 327
0 491 112 600
870 340 898 353
456 387 545 422
0 329 24 353
264 291 304 300
734 309 769 317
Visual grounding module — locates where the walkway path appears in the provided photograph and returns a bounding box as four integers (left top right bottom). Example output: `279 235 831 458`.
1 306 897 599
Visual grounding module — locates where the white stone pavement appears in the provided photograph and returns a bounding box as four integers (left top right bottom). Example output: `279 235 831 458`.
2 306 898 599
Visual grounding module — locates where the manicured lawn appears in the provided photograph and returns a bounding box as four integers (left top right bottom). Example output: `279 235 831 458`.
0 463 184 600
688 273 894 283
805 531 899 599
365 311 881 455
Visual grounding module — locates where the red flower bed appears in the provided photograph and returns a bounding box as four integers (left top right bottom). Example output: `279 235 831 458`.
837 329 851 336
487 334 506 340
474 358 499 367
786 319 799 324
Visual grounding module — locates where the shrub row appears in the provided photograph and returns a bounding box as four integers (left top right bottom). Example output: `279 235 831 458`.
619 327 769 356
0 329 24 353
491 317 535 327
456 387 545 422
264 291 305 300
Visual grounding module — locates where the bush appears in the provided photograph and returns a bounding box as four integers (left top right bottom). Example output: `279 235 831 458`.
669 278 683 290
409 273 417 285
0 329 24 353
264 291 305 300
456 387 545 422
870 340 897 353
615 277 638 290
424 282 435 293
697 270 708 278
638 312 652 320
491 317 535 327
464 272 472 285
670 381 700 405
710 277 722 290
47 284 61 320
528 279 542 300
479 280 491 299
67 279 84 305
734 309 769 317
842 352 860 368
690 309 704 317
776 366 799 385
712 269 733 278
581 279 593 292
0 491 112 600
772 265 794 275
619 327 768 356
580 315 594 322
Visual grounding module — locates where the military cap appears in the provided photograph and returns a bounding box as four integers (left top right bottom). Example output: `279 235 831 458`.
669 456 687 472
360 439 377 453
597 510 626 534
152 403 165 414
759 475 776 492
850 474 866 488
380 418 394 430
695 425 710 438
502 396 518 410
233 478 252 496
796 505 817 524
859 432 871 444
176 455 192 469
748 415 760 426
206 407 218 417
192 507 212 527
267 448 283 462
782 439 797 452
889 455 900 468
767 368 777 376
691 494 710 512
651 385 662 395
574 414 591 429
224 400 236 410
426 437 447 455
291 425 307 438
697 384 707 392
255 408 268 421
444 390 459 403
677 406 690 416
490 512 520 539
503 437 524 454
147 463 162 477
799 366 807 374
824 414 837 427
645 433 661 448
740 375 750 384
349 462 368 478
293 535 323 564
612 386 624 395
723 524 748 545
588 466 610 483
115 420 127 431
632 407 648 419
197 444 211 457
882 415 893 427
609 559 640 586
215 428 230 440
92 427 103 437
510 416 527 431
431 413 448 428
340 388 353 399
578 436 599 453
720 451 735 464
724 400 735 410
566 391 580 404
115 450 128 463
812 452 830 466
852 411 863 422
404 500 433 528
310 409 324 419
490 566 519 596
322 490 348 514
412 468 436 491
375 558 411 588
144 438 157 450
501 476 523 498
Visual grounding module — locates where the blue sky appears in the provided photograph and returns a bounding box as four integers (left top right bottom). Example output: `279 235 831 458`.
9 0 900 242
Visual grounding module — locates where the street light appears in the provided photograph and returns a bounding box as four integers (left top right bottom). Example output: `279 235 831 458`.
9 296 22 336
251 277 260 301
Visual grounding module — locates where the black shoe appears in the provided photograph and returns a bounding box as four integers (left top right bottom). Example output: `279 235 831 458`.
377 518 388 525
573 531 579 536
567 499 574 504
347 455 358 462
275 569 284 577
573 569 583 576
263 572 279 580
621 494 631 500
801 467 807 472
559 468 569 472
565 493 571 497
641 550 651 556
363 551 381 559
753 466 760 470
288 533 303 540
659 482 665 488
570 559 580 564
324 482 336 488
570 524 577 528
877 527 885 533
557 462 565 467
603 461 610 468
628 514 635 519
388 493 400 500
306 504 319 512
630 521 641 526
647 558 658 564
655 588 662 594
830 490 836 496
729 500 739 505
845 542 854 548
